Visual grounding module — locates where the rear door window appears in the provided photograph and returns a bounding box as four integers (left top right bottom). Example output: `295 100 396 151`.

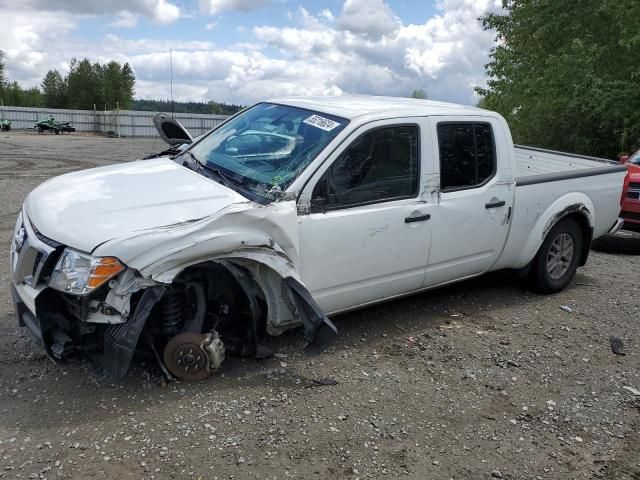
437 123 496 191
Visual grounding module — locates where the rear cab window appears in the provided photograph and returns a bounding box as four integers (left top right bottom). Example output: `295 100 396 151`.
437 122 496 191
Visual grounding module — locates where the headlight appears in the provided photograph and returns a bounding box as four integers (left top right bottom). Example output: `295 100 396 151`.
49 249 125 295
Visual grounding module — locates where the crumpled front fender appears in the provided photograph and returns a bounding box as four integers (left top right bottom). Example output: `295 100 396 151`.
146 246 337 352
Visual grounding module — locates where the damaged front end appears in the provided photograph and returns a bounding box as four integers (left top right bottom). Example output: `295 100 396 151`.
11 213 336 381
99 259 337 381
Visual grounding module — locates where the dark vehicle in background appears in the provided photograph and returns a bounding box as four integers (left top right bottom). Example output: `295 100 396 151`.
619 149 640 232
35 115 76 134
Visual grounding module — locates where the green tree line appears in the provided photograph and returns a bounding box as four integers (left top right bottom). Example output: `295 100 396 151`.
132 99 243 115
477 0 640 158
0 53 135 110
0 51 242 115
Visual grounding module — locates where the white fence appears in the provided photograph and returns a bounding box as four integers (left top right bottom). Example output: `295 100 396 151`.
0 106 230 138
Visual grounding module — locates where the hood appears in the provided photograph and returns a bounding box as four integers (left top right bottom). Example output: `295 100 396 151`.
25 158 249 253
153 113 194 146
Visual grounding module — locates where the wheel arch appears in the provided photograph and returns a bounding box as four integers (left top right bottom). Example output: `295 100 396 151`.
148 247 336 349
152 248 302 336
515 194 595 269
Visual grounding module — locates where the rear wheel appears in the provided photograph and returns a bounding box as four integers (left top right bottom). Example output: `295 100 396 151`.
529 218 583 293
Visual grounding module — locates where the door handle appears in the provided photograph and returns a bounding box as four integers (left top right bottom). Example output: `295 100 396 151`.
405 214 431 223
485 200 506 209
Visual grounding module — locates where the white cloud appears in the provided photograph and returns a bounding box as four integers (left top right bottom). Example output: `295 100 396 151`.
0 0 181 24
337 0 400 40
0 0 501 106
249 1 500 104
109 11 139 28
0 9 77 85
199 0 270 15
320 9 334 22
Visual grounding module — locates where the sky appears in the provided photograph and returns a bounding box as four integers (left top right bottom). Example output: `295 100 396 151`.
0 0 501 106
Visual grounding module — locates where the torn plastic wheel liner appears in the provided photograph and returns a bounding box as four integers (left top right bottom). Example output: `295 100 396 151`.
102 286 166 379
282 276 337 355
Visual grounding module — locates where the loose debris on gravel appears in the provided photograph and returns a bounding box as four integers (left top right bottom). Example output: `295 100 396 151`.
0 132 639 479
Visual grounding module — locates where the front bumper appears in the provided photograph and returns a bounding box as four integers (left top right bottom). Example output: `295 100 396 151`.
11 282 76 361
11 279 167 376
11 283 43 345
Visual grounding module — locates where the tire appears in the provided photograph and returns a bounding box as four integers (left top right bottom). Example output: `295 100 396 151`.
529 218 583 293
591 230 640 255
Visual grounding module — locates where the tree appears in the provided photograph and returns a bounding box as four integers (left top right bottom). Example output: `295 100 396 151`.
209 101 224 114
102 61 122 110
21 87 43 107
132 99 243 115
409 88 428 99
41 70 67 108
66 58 103 109
477 0 640 158
119 63 135 109
1 54 137 110
0 50 6 103
2 81 42 107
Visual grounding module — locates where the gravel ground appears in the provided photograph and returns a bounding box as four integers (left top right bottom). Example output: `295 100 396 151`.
0 131 639 480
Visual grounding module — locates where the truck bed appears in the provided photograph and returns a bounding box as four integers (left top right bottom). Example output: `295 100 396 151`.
515 145 624 186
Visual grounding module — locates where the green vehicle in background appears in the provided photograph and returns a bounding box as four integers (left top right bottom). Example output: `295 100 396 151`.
35 115 76 134
1 119 10 132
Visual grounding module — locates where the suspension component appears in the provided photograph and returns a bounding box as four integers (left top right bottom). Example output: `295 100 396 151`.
160 288 183 337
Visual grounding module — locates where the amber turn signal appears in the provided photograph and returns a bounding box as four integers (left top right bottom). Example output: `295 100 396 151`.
87 257 125 289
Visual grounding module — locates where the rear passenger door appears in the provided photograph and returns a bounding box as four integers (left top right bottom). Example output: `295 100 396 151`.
297 119 435 314
425 117 514 287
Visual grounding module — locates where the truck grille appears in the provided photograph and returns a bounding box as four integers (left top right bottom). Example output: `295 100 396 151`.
10 215 61 287
627 182 640 200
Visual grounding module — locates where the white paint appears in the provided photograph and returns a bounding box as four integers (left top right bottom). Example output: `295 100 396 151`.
24 158 248 254
424 115 513 286
12 96 625 333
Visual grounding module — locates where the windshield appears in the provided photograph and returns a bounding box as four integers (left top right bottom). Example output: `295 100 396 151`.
188 103 348 201
629 149 640 166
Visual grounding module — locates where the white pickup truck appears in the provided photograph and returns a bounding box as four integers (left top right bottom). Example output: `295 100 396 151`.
10 96 626 381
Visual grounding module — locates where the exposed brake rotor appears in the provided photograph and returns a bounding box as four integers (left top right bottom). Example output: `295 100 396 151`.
162 332 225 381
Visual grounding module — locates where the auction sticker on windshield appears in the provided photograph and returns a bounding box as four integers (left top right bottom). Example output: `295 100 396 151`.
303 114 341 132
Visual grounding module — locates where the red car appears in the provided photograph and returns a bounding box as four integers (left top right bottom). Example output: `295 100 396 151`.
620 149 640 232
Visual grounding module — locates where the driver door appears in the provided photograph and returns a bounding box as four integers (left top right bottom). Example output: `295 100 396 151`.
297 119 434 314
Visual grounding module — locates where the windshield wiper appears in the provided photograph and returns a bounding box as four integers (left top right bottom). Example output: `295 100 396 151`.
208 166 246 187
183 150 245 188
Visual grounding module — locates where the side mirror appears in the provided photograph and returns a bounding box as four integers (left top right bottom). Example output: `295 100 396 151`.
310 177 330 213
310 196 328 214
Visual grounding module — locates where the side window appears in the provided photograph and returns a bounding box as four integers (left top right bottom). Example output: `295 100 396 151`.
437 123 496 191
311 125 419 210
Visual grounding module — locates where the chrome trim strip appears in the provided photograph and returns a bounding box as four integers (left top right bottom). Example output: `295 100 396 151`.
608 218 624 235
